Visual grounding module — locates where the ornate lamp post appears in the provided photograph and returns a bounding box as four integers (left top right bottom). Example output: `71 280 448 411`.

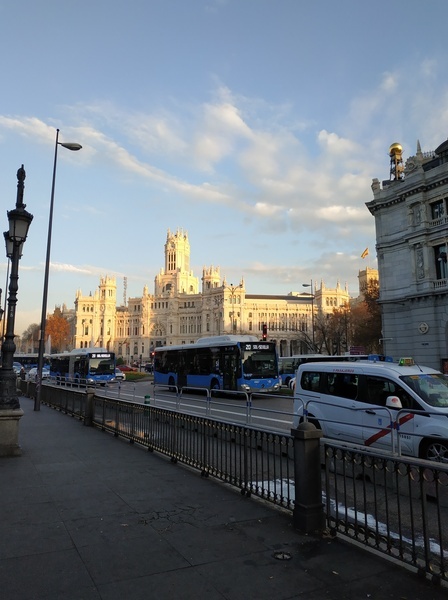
0 165 33 456
302 280 315 351
35 130 82 411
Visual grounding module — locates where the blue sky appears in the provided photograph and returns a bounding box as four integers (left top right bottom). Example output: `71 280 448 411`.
1 0 447 335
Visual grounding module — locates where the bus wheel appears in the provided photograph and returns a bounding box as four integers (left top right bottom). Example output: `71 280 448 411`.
168 377 176 393
210 379 220 390
421 439 448 463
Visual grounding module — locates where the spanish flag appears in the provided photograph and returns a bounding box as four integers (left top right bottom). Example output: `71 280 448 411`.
361 248 369 259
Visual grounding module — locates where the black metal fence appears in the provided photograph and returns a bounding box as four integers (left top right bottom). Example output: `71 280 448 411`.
324 443 448 584
23 380 448 585
90 395 295 511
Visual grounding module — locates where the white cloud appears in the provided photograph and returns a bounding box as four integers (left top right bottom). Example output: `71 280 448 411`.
420 59 437 78
317 130 359 156
253 202 284 217
316 205 367 223
380 72 398 93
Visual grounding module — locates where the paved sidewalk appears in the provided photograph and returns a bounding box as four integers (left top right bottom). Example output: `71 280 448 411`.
0 397 446 600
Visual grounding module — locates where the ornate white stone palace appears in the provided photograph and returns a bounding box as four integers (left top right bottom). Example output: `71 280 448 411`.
73 228 367 363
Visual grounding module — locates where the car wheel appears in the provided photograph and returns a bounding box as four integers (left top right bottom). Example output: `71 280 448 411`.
301 413 321 430
421 439 448 463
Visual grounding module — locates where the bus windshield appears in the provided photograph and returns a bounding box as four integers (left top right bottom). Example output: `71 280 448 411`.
89 356 115 374
242 345 277 379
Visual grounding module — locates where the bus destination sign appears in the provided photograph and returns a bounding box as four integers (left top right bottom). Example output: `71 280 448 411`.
243 343 271 351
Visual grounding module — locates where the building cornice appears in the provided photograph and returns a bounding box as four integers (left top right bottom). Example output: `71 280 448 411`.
367 176 448 214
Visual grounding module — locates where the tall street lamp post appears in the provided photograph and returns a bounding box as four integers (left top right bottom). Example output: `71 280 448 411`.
302 280 315 351
0 166 33 456
35 130 82 411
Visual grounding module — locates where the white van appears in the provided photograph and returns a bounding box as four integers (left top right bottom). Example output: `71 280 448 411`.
293 357 448 462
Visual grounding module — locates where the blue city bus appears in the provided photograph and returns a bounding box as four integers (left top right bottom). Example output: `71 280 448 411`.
154 335 280 393
278 354 370 386
50 348 116 386
13 353 50 371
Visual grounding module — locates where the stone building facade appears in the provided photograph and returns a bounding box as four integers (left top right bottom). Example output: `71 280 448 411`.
73 228 354 363
366 140 448 371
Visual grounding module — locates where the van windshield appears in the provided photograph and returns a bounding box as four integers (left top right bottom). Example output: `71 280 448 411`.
400 374 448 408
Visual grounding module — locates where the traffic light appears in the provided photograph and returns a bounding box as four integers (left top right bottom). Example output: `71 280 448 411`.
262 323 267 341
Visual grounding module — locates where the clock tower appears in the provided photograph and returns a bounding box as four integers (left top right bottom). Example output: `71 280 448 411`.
154 228 198 296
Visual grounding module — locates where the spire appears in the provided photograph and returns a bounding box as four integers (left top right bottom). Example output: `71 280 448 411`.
416 139 423 160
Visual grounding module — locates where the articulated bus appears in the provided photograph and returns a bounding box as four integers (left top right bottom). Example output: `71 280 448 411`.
49 348 116 386
279 354 370 387
13 353 50 371
154 335 280 394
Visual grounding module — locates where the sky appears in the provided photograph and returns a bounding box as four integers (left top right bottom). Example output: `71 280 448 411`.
1 0 448 336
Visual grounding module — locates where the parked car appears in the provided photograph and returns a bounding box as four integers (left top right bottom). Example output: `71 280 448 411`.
26 367 50 382
13 362 23 375
114 368 126 381
118 365 137 372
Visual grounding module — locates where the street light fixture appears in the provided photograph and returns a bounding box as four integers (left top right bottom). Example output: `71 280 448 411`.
35 130 82 411
302 279 315 351
0 166 33 456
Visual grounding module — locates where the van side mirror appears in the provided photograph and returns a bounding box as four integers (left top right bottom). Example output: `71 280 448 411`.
386 395 402 409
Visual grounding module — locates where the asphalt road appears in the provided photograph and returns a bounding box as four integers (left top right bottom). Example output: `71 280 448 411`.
101 381 295 432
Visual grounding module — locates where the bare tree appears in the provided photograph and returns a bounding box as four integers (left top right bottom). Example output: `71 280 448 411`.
21 323 40 353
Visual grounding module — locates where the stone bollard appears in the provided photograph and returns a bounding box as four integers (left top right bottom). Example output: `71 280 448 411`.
291 421 326 533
